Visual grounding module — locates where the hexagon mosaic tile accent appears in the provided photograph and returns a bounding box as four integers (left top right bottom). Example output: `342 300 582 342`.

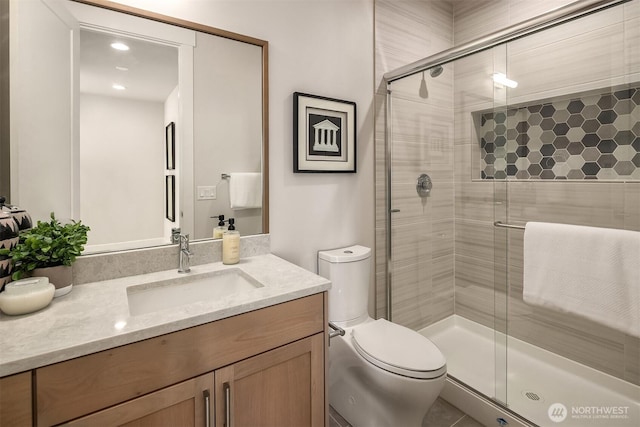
479 86 640 180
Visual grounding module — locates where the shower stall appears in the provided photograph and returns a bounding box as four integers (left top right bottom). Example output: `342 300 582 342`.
378 0 639 425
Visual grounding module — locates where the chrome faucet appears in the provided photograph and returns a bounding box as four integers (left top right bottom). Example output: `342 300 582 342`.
177 233 193 273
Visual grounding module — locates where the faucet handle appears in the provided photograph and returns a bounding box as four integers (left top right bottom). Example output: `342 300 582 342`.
171 227 182 244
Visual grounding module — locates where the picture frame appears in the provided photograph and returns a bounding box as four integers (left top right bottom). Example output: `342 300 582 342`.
293 92 356 173
165 175 175 222
165 122 175 170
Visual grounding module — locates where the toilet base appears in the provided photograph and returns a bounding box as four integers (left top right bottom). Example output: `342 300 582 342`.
329 325 446 427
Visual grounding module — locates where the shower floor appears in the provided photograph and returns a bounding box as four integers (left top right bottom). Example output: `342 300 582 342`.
420 315 640 427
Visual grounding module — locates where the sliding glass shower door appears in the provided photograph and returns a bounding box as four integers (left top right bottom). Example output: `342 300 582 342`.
452 44 510 405
386 46 511 404
387 68 455 333
496 2 640 424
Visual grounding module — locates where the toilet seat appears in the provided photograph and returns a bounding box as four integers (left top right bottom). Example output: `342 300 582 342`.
352 319 446 380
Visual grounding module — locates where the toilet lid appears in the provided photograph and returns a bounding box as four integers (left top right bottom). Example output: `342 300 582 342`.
352 319 446 380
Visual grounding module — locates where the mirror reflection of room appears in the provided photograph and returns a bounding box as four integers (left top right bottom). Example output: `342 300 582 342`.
79 29 179 252
7 0 266 254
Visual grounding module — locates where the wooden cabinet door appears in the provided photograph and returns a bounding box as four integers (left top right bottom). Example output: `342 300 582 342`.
65 373 214 427
0 372 32 427
215 333 325 427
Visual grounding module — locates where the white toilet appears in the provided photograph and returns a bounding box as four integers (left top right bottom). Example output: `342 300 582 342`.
318 245 446 427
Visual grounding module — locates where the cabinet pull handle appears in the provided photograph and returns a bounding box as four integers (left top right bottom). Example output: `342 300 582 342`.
203 390 211 427
224 382 231 427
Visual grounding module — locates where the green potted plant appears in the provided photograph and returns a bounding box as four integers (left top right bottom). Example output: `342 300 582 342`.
0 213 90 297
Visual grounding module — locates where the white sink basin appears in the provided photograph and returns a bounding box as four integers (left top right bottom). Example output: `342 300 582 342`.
127 268 263 316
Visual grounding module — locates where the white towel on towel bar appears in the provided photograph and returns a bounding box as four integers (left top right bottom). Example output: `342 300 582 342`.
229 173 262 210
523 222 640 338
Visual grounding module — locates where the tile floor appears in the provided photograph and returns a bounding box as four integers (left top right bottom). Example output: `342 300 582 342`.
329 398 483 427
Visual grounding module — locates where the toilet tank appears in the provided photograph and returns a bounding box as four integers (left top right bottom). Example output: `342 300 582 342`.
318 245 371 323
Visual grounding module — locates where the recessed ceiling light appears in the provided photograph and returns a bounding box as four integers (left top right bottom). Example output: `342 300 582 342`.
115 66 129 71
110 42 130 51
112 84 126 90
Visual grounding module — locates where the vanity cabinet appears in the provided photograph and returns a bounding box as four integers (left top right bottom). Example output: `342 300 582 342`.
27 293 327 427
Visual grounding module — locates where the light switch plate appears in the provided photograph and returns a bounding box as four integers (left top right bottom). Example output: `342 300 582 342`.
197 185 217 200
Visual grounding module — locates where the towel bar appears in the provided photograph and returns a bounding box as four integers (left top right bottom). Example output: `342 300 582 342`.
494 221 526 230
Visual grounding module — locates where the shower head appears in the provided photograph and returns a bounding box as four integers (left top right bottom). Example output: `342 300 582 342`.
418 66 443 99
429 65 443 78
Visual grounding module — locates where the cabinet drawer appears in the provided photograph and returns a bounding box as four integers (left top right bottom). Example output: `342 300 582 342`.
36 293 324 426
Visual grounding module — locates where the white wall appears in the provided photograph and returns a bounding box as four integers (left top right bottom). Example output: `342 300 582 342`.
111 0 376 275
80 94 165 247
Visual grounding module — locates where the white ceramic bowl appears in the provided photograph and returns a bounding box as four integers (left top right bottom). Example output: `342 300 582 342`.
0 277 55 315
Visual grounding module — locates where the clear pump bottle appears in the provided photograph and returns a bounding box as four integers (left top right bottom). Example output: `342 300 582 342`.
212 215 226 239
222 218 240 265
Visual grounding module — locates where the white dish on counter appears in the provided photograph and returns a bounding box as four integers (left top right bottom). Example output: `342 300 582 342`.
0 277 55 316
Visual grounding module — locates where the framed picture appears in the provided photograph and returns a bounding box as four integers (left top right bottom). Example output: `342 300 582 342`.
165 175 175 222
165 122 175 170
293 92 356 173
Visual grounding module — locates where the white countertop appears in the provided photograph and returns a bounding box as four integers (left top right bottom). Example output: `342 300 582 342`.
0 254 331 377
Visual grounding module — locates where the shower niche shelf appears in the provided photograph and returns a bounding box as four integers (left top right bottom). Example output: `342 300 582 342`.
475 83 640 181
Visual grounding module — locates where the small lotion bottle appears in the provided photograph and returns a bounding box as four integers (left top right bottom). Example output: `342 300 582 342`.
212 215 226 239
222 218 240 265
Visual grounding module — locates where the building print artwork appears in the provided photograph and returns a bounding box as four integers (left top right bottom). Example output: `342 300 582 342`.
310 117 341 154
304 108 347 163
294 92 357 173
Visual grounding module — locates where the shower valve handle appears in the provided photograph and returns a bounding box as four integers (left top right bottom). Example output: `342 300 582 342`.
416 174 433 197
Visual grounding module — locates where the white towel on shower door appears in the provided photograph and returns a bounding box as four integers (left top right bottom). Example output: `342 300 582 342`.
523 222 640 338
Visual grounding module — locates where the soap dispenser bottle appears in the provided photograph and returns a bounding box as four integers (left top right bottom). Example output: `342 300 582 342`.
212 215 226 239
222 218 240 265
